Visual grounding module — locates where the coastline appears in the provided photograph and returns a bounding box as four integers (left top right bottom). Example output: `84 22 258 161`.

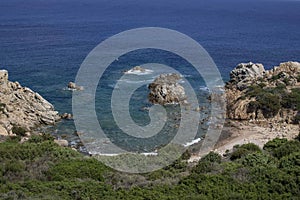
188 119 299 162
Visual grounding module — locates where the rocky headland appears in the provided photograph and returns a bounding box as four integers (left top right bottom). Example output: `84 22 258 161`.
0 70 61 136
226 61 300 123
209 61 300 160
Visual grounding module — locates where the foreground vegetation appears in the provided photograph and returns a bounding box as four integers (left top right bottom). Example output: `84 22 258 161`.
0 133 299 199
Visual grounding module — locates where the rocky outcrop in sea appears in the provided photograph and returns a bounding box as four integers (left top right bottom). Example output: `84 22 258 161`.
226 61 300 123
67 81 84 91
148 73 187 105
0 69 61 135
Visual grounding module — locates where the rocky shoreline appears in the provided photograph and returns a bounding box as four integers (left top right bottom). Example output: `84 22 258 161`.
1 61 299 155
188 61 300 162
0 70 61 136
226 61 299 123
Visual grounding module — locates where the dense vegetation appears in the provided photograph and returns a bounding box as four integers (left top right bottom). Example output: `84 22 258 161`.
0 134 299 199
246 83 300 121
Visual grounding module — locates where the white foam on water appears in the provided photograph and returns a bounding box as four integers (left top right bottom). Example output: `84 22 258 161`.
124 69 153 75
199 86 210 92
183 138 201 147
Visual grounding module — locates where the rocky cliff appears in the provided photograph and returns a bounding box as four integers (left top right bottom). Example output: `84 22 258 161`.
0 70 60 135
226 61 300 123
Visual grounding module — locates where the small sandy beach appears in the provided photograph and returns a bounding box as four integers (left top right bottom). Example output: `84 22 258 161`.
189 120 299 162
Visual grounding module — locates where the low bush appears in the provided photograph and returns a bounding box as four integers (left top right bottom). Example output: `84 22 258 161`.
263 138 288 152
230 143 261 160
11 126 27 137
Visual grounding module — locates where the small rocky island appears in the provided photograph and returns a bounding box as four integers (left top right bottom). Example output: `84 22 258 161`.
148 73 187 105
67 81 84 91
0 70 60 136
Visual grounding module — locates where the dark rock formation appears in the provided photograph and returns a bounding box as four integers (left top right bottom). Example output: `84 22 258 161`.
61 113 73 120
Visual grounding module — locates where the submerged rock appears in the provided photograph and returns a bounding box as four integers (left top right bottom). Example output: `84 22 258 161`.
126 66 146 73
0 69 61 135
124 66 152 75
148 73 187 105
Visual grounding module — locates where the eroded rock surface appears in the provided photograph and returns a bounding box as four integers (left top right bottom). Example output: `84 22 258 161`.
229 62 266 90
0 70 60 135
226 62 300 123
148 73 187 105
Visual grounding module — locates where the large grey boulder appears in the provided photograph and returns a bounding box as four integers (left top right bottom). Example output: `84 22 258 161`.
229 62 265 90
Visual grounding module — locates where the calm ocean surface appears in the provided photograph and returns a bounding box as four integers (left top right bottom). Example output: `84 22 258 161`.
0 0 299 148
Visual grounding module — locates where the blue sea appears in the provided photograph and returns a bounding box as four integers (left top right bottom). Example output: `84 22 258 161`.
0 0 299 151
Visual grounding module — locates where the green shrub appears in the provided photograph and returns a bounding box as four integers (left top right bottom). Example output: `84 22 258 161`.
240 143 261 152
263 138 288 152
257 92 281 118
258 82 266 88
12 126 27 137
240 153 276 167
246 85 263 97
180 149 191 160
230 143 261 160
46 158 109 181
245 85 284 118
191 152 222 174
5 136 21 143
283 77 290 85
271 74 280 81
273 140 300 159
28 133 54 143
281 88 300 110
201 152 222 163
230 148 249 160
192 161 215 173
297 75 300 82
3 160 25 174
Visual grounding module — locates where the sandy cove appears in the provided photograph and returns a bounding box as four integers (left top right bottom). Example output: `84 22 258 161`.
188 120 299 163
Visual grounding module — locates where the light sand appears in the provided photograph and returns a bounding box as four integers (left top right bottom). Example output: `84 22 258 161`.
188 120 299 163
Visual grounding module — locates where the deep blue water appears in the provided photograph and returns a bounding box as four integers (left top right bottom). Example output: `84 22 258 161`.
0 0 299 148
